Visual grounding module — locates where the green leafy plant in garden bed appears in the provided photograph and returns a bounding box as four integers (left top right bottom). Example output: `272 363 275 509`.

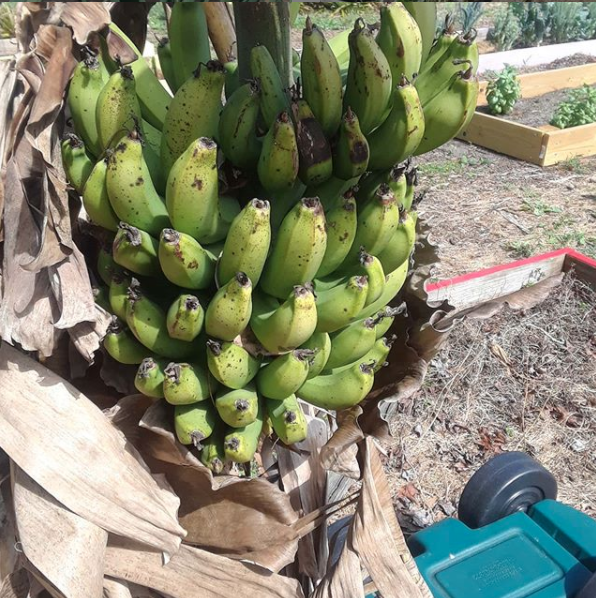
550 85 596 129
486 65 521 116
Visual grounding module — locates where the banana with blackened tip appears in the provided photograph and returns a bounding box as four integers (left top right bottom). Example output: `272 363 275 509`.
315 275 369 333
135 357 167 399
103 317 148 364
200 420 226 474
113 224 160 278
377 209 417 273
357 250 386 306
205 272 252 341
163 362 214 405
257 349 314 399
109 272 132 320
166 294 205 342
61 134 93 193
372 305 405 339
206 339 261 390
299 332 331 379
266 394 307 445
224 402 264 463
332 107 369 181
216 383 259 428
175 401 217 447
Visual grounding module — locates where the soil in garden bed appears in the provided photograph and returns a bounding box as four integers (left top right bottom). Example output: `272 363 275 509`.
383 274 596 535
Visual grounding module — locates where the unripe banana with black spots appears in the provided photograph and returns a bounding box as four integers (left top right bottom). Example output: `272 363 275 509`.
404 1 437 64
216 384 259 428
112 224 160 278
376 2 423 83
163 362 214 405
135 357 167 399
61 135 93 193
68 55 106 157
165 137 220 244
420 15 457 75
257 111 299 193
166 294 205 342
358 258 409 319
344 19 393 135
387 164 408 208
299 332 331 379
218 199 271 287
301 17 343 138
368 77 425 170
377 210 417 273
94 286 111 313
206 340 261 390
218 81 262 171
201 421 226 474
98 246 122 286
298 361 375 410
109 272 131 320
157 37 177 94
205 272 252 341
325 317 376 371
168 2 211 90
95 66 141 151
126 279 197 359
201 195 242 246
161 61 225 175
327 335 395 375
82 156 119 231
357 250 386 307
267 394 307 445
315 275 369 334
250 45 290 129
106 129 170 237
103 317 148 365
251 285 317 354
260 197 327 300
332 107 369 181
175 401 217 447
257 349 314 400
224 402 264 463
403 166 418 211
158 229 215 290
415 67 479 156
292 97 333 186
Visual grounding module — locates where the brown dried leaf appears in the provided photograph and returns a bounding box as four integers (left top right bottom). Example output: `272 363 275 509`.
0 345 185 556
60 3 111 46
12 465 106 598
103 578 162 598
320 407 364 474
0 569 29 598
104 537 306 598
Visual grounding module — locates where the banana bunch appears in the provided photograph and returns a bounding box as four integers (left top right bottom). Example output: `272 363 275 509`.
63 3 478 473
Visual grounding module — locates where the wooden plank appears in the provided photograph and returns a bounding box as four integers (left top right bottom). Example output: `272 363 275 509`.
457 112 547 165
563 250 596 290
541 122 596 166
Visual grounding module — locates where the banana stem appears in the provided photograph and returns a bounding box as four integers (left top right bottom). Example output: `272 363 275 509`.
233 2 292 88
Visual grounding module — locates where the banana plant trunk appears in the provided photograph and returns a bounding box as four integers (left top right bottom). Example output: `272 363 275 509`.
233 2 293 89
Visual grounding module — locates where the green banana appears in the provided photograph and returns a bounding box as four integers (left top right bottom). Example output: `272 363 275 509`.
200 421 226 474
332 107 370 181
343 19 393 135
218 81 262 171
250 45 290 129
103 23 172 131
377 210 417 273
216 383 260 428
206 340 261 390
325 317 376 371
158 229 216 290
403 1 438 65
358 258 409 320
61 134 93 194
301 17 343 138
98 246 122 286
94 286 111 313
224 402 264 463
377 3 423 83
105 129 170 237
217 199 271 287
260 197 327 300
328 28 351 71
328 335 395 375
103 317 148 365
161 60 225 176
267 394 307 445
368 77 425 170
224 61 240 100
141 119 167 195
257 349 314 400
165 137 221 244
126 279 197 359
96 66 141 151
82 155 119 231
306 175 359 211
109 272 131 320
112 224 160 278
157 37 177 94
163 362 214 405
357 250 386 307
169 2 211 90
134 357 167 399
292 96 333 187
174 401 217 447
68 55 107 157
201 194 242 246
387 164 408 208
166 294 205 342
257 111 299 193
315 275 369 334
297 361 375 411
299 332 331 379
204 272 252 341
403 166 418 211
251 285 318 354
420 16 457 75
373 306 404 339
415 67 479 156
316 193 357 279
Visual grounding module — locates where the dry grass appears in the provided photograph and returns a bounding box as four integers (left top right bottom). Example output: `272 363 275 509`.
384 275 596 533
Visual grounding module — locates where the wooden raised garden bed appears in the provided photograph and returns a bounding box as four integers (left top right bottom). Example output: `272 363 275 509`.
457 63 596 166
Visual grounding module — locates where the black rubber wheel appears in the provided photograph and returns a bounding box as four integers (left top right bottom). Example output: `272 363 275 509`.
576 573 596 598
458 451 557 529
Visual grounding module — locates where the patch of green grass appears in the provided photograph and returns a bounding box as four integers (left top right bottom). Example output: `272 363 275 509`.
506 240 534 259
558 157 589 174
521 199 562 217
546 231 596 257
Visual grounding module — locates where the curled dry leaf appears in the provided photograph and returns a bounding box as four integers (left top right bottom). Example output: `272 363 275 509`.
12 465 106 598
320 407 364 474
60 2 110 46
0 345 185 558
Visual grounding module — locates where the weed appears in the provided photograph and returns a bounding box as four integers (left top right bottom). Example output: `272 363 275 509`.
551 85 596 129
506 240 534 258
559 157 588 174
521 199 562 216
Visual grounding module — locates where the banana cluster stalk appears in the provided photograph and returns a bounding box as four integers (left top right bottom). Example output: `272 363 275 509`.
64 3 478 473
